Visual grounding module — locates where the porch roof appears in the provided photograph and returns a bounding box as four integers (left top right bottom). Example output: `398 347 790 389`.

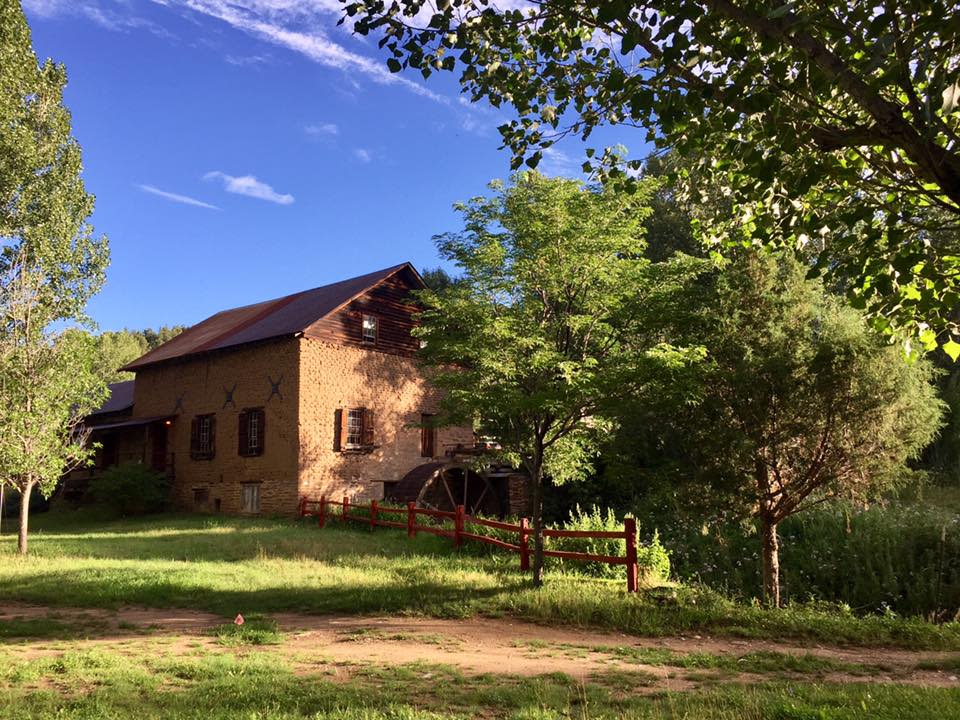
84 416 173 432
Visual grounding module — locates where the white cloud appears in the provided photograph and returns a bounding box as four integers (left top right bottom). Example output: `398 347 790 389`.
304 122 339 137
138 184 220 210
225 54 272 66
539 147 582 177
204 171 294 205
352 148 371 163
25 1 176 40
152 0 448 103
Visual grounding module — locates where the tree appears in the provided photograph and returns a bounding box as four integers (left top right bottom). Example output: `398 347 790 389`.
346 0 960 344
419 266 461 292
623 251 943 606
0 2 108 554
92 327 186 384
415 172 699 586
93 331 148 384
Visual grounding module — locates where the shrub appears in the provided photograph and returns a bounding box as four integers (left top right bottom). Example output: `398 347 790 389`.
552 504 671 582
663 503 960 618
89 462 169 516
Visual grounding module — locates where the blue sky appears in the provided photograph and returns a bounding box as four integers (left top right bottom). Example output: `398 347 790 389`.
23 0 639 331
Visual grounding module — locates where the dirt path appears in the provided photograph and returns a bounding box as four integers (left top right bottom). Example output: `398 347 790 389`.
2 603 958 689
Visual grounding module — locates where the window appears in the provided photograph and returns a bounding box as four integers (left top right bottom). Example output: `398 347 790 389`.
333 407 375 451
346 408 364 447
241 483 261 514
238 408 265 457
420 413 436 458
190 414 216 460
362 314 378 344
193 488 209 506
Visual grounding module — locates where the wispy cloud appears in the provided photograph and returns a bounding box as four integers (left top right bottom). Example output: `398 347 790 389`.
25 0 177 40
305 122 339 137
29 1 498 129
539 147 582 177
155 0 448 103
225 53 272 66
204 171 294 205
352 148 372 163
138 184 220 210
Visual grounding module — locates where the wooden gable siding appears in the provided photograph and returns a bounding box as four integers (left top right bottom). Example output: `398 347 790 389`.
304 271 421 355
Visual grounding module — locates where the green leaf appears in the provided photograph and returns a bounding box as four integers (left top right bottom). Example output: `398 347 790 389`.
943 338 960 361
386 58 402 73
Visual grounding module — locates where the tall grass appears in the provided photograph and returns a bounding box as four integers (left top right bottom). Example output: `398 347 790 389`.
666 503 960 619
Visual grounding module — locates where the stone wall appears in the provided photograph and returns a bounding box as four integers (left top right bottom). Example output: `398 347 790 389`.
131 338 301 515
297 338 474 504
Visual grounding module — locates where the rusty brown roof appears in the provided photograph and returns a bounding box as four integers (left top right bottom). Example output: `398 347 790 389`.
88 380 135 416
122 263 421 371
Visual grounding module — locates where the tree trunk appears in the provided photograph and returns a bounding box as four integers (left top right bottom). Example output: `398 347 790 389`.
760 516 780 608
530 464 545 588
17 481 33 556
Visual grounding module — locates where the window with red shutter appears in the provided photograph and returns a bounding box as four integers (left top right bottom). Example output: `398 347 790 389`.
191 414 216 460
239 408 265 457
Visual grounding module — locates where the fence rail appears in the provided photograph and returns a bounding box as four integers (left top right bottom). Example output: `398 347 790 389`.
298 495 639 592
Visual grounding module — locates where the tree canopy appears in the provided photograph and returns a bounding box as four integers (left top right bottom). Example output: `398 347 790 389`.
345 0 960 347
0 1 108 554
613 250 944 605
416 172 700 584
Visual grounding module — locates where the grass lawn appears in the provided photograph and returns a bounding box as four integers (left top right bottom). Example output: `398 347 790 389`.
2 641 959 720
1 510 959 650
2 511 960 718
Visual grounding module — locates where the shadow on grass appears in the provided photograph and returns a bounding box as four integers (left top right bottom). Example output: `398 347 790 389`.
0 566 527 620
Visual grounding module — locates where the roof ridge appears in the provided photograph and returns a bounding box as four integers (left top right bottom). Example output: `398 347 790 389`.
120 262 416 371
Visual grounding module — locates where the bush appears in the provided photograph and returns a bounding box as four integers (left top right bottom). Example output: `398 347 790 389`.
552 504 671 582
89 463 169 516
664 503 960 619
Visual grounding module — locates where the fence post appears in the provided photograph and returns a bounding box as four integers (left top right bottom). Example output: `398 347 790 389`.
625 517 638 593
370 500 378 531
342 495 349 523
455 505 464 548
318 496 326 528
407 502 416 538
519 517 530 571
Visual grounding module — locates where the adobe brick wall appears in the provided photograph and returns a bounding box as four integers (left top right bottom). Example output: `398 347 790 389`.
297 338 474 505
131 338 301 515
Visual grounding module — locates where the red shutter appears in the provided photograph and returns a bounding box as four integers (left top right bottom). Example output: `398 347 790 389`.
421 414 435 458
190 417 199 459
363 408 375 447
256 409 265 456
208 416 216 459
333 409 342 452
238 410 249 456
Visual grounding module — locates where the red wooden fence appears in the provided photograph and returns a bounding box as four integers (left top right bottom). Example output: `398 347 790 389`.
298 495 639 592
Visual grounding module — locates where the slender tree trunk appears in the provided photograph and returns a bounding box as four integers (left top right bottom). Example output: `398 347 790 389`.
760 516 780 608
530 463 545 588
17 480 33 556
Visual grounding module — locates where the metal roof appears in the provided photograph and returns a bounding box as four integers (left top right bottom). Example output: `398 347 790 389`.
84 415 173 431
122 263 421 371
88 380 135 416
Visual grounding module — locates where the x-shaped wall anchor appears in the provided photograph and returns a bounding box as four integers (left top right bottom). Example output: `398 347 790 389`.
223 383 237 409
267 374 283 402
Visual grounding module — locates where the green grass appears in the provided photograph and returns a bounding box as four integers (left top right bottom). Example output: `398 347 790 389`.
2 511 959 649
0 614 108 641
211 614 283 646
0 642 958 719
